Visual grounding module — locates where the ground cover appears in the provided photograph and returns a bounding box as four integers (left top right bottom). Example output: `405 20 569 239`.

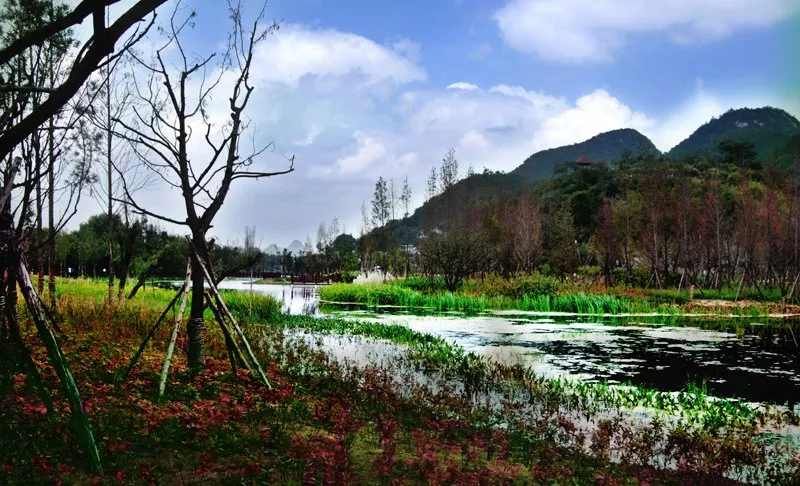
1 279 798 484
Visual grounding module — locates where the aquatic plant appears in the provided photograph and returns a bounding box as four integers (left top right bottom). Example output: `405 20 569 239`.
319 281 777 317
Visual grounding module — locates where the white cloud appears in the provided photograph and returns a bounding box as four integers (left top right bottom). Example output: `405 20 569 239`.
251 24 427 89
335 133 388 174
494 0 800 63
459 130 491 152
446 82 481 91
488 84 565 109
534 89 656 148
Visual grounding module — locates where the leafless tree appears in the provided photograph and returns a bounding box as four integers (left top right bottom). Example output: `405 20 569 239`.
0 0 169 161
114 0 293 376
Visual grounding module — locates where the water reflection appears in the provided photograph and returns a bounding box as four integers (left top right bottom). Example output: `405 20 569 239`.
328 311 800 406
216 280 800 406
216 280 320 315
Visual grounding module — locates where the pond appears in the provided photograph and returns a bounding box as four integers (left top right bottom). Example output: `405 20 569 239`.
220 280 800 408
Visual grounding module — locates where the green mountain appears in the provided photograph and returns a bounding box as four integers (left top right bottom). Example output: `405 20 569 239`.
667 107 800 160
511 128 660 183
372 106 800 245
381 129 659 242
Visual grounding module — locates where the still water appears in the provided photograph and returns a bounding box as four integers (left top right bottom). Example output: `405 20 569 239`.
220 280 800 406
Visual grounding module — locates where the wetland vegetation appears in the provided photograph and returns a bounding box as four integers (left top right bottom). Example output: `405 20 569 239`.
4 279 800 484
2 0 800 484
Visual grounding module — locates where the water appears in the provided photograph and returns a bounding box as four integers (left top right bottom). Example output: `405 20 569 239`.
220 280 800 407
217 280 320 315
367 314 800 406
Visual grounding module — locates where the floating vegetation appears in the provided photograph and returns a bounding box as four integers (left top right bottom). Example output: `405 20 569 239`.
270 314 800 432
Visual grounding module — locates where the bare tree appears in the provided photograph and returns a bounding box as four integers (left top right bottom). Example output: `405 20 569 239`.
115 1 293 376
400 176 411 219
439 147 459 191
512 190 542 274
0 0 169 161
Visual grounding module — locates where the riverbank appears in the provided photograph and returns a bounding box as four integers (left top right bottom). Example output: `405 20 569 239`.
317 279 800 317
2 279 798 483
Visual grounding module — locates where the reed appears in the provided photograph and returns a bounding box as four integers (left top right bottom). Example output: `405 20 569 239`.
318 282 774 317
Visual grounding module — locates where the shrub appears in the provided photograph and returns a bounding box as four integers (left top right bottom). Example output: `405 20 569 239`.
509 274 559 298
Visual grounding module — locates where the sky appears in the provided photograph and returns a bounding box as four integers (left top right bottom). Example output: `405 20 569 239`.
71 0 800 249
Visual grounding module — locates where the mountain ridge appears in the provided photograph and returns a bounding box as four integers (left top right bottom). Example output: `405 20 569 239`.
511 128 660 183
667 106 800 159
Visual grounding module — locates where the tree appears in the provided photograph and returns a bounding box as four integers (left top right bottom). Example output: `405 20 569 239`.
0 0 169 162
418 225 481 291
592 199 619 286
440 147 459 191
0 0 150 473
511 190 542 274
399 176 412 275
425 166 438 201
400 176 412 219
611 191 642 281
371 176 390 229
115 1 292 377
371 176 390 273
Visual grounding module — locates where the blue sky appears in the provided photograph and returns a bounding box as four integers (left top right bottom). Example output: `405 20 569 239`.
90 0 800 247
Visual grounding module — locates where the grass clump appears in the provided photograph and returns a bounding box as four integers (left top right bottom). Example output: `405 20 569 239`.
319 279 775 317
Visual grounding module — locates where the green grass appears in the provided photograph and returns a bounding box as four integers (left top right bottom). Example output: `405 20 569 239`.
269 314 796 432
54 278 282 335
320 283 709 315
318 280 780 317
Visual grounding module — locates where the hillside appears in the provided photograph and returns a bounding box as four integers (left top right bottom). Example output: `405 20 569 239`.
387 129 658 240
367 106 800 246
667 107 800 160
511 128 660 183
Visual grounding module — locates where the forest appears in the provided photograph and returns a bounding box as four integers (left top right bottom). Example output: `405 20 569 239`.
358 139 800 299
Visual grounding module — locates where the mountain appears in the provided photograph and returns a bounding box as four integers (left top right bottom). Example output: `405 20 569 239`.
667 107 800 160
384 129 658 242
370 106 799 245
264 243 280 255
286 240 303 254
511 128 660 183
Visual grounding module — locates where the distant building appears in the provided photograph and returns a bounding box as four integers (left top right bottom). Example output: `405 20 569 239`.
576 155 593 166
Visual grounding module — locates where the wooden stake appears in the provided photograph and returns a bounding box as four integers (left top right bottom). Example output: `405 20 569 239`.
158 265 191 398
119 269 189 383
187 237 271 388
205 291 249 376
18 260 103 474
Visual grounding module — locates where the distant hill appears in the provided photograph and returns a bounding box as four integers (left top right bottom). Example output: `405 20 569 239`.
511 128 659 183
667 107 800 160
286 240 303 254
391 129 658 238
370 106 799 245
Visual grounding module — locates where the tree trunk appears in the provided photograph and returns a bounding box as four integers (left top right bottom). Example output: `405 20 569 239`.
127 276 145 299
35 134 45 296
106 54 114 304
48 116 56 310
187 232 209 378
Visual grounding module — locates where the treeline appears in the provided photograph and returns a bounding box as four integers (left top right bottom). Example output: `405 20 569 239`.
46 214 360 293
362 142 800 299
